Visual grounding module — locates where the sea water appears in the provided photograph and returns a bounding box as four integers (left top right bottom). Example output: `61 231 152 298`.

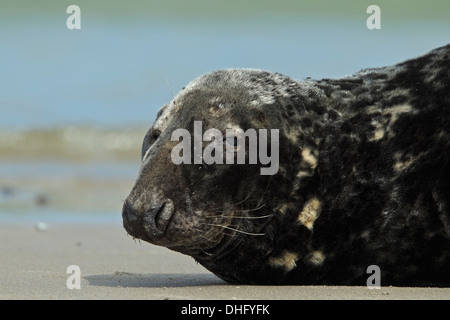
1 1 449 223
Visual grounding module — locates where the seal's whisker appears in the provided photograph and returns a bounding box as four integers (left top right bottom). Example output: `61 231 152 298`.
188 225 221 246
227 213 272 219
232 191 253 206
206 201 265 217
202 223 265 236
244 203 267 212
164 72 175 98
199 249 214 256
203 202 268 221
205 191 254 212
255 177 272 209
204 213 272 220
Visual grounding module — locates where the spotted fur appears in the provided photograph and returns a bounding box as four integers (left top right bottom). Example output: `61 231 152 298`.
123 44 450 285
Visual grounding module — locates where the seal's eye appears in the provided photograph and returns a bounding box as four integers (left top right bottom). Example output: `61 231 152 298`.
141 128 161 160
150 131 160 142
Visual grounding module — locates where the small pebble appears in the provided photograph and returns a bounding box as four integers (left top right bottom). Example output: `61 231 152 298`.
34 222 49 231
35 194 49 206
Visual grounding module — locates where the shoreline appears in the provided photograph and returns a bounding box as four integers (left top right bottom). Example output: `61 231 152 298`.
1 223 450 300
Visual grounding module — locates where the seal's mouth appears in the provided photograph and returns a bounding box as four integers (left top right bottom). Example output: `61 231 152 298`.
122 199 175 243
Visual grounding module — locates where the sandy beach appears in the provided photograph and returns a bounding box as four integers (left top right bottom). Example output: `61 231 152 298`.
1 223 450 300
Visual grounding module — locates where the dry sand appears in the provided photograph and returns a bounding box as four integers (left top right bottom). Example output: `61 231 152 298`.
1 223 450 300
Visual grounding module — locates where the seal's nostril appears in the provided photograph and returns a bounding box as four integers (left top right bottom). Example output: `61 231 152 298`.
151 204 166 229
156 199 175 231
122 198 175 242
142 199 175 234
143 204 163 228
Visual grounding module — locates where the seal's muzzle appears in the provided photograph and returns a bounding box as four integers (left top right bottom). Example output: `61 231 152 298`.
122 199 175 242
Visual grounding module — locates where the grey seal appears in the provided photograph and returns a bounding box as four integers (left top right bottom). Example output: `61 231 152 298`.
123 44 450 285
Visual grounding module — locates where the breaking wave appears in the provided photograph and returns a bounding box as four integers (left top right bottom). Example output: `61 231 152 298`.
0 125 147 162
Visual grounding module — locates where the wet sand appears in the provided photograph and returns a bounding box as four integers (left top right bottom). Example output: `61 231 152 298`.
1 223 450 300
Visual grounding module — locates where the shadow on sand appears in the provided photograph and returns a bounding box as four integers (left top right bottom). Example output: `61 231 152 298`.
85 272 227 288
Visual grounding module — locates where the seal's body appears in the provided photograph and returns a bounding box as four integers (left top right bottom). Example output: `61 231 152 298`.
123 45 450 285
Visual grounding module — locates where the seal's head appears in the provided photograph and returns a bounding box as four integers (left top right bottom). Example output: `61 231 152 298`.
122 69 315 277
